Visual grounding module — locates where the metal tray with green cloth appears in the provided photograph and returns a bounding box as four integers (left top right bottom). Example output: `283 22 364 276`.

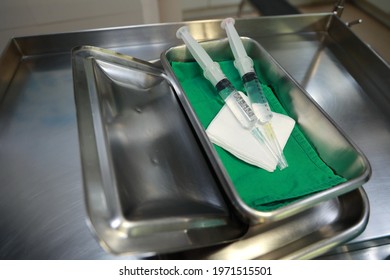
171 59 346 211
161 37 370 223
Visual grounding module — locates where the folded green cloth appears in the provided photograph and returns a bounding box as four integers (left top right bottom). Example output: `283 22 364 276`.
171 60 346 211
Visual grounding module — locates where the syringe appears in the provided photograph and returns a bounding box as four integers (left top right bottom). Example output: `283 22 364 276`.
176 26 282 169
221 18 288 170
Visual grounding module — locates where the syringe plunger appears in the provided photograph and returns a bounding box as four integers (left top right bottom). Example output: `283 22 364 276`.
221 18 254 77
176 26 225 86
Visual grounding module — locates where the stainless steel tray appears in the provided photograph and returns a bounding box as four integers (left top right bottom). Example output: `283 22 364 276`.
0 13 384 259
162 37 370 224
165 188 369 259
72 46 247 255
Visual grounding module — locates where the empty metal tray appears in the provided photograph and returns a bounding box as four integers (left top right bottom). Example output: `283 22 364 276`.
161 37 371 224
72 46 247 255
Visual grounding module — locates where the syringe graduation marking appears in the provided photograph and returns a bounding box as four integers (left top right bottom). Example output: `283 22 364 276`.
216 78 256 127
233 91 255 120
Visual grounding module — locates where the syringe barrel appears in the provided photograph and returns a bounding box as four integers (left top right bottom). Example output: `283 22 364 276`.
176 26 225 86
242 72 273 123
216 79 257 129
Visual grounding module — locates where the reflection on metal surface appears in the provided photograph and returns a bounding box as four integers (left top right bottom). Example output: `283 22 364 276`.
165 188 369 260
256 16 390 248
320 239 390 260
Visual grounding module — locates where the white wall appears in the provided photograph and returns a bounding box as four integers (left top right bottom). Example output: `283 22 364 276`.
181 0 241 10
158 0 183 22
287 0 333 5
0 0 182 53
1 0 151 32
180 0 334 10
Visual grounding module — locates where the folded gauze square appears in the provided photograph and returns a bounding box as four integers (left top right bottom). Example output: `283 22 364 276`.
206 92 295 172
